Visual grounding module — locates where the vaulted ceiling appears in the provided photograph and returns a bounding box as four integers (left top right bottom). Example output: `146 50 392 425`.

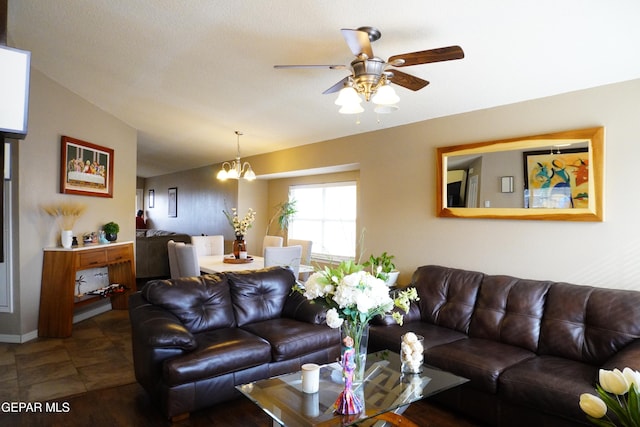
8 1 640 177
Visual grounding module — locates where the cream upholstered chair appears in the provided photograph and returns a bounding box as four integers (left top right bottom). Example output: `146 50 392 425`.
263 235 284 249
191 235 224 256
167 240 182 279
167 240 200 278
264 245 302 278
287 239 313 280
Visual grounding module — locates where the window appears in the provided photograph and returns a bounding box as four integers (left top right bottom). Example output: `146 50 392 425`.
288 182 357 260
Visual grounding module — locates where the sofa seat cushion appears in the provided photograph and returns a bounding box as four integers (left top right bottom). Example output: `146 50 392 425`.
426 338 535 393
163 328 271 386
499 355 597 422
241 318 340 362
369 322 467 354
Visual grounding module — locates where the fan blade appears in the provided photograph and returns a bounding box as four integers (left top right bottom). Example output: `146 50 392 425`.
274 64 348 70
323 77 350 95
341 29 374 58
388 45 464 67
388 70 429 91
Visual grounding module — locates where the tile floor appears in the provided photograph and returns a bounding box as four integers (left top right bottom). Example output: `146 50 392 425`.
0 310 135 403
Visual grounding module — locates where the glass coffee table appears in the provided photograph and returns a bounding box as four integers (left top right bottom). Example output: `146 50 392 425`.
236 350 468 427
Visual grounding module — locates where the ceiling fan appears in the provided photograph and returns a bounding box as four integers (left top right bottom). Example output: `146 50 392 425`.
274 26 464 112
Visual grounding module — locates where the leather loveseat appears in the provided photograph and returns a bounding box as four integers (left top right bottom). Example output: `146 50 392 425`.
369 265 640 427
129 266 340 421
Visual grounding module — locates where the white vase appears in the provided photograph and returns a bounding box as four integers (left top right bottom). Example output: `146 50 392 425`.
61 230 73 248
385 270 400 287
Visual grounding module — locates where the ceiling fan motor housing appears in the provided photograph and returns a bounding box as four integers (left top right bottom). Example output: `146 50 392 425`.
351 57 386 101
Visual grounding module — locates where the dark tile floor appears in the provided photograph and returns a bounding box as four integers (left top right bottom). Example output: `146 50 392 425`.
0 310 134 403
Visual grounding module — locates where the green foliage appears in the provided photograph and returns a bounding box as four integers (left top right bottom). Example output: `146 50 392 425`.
266 199 297 235
363 252 396 280
103 221 119 234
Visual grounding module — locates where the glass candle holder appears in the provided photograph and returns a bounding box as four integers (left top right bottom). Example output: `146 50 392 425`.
401 333 424 374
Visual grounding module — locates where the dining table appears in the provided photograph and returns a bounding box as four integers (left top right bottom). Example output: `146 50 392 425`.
199 254 313 275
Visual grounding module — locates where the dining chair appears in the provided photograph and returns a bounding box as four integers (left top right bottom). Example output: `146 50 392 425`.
287 238 313 280
191 235 224 256
264 245 302 278
167 240 200 278
263 235 284 249
175 244 200 277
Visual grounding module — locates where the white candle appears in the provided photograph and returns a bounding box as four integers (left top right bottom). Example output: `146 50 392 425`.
301 363 320 394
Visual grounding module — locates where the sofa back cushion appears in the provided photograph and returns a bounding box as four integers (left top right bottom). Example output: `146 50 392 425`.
539 283 640 364
412 265 483 334
469 275 551 352
141 274 236 333
226 267 296 327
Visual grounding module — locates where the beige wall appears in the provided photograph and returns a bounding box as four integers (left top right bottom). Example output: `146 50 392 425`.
246 78 640 290
0 69 137 339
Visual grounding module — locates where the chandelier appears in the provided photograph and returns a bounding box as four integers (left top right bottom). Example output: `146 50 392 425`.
334 57 400 115
216 131 256 181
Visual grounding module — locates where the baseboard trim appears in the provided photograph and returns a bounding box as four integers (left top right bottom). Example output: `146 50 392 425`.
0 302 113 343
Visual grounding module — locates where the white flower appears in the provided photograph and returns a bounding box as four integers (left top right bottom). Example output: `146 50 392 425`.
579 393 607 418
326 308 344 329
599 368 630 395
622 367 640 391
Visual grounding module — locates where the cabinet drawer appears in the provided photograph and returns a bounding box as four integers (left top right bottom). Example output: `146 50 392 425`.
77 249 107 268
107 245 131 263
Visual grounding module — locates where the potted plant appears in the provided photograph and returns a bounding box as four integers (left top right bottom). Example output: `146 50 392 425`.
364 252 399 286
265 199 297 241
103 221 120 242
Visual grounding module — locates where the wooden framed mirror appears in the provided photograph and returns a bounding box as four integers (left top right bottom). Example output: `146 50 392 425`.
436 127 604 221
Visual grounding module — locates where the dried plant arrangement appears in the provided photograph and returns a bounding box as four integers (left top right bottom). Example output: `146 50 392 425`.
42 202 87 230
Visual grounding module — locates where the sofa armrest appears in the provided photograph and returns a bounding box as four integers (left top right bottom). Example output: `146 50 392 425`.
602 340 640 371
129 292 198 396
282 291 327 324
129 292 197 350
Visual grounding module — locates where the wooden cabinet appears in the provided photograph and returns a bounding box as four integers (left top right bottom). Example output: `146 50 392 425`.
38 241 136 338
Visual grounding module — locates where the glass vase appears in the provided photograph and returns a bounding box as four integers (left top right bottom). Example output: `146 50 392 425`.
232 235 246 259
340 319 369 384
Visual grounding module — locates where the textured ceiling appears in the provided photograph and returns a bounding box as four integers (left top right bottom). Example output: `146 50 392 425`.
8 0 640 177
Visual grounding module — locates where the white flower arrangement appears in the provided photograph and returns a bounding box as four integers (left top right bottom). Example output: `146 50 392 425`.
579 367 640 426
294 260 418 329
223 207 256 237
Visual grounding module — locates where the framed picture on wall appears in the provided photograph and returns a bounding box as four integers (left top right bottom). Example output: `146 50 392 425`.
522 147 589 209
168 187 177 217
148 189 155 208
60 135 114 197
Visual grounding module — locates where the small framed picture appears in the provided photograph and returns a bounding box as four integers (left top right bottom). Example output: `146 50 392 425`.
168 187 177 217
148 189 155 208
500 176 514 193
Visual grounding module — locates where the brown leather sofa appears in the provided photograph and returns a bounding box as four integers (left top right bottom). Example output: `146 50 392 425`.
369 265 640 427
129 267 340 420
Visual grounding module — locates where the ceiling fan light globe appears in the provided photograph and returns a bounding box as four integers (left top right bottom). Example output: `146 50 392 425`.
335 86 362 106
372 84 399 105
374 104 399 114
339 103 365 114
